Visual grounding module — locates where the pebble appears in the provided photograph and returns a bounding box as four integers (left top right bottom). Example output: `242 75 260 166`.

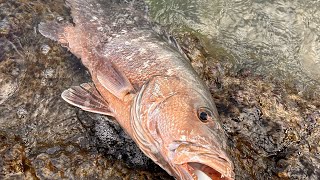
40 44 51 55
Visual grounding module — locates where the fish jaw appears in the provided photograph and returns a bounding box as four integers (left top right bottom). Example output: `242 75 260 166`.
178 162 234 180
169 142 235 180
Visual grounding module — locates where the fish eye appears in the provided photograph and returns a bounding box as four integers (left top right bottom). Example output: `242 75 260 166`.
197 107 213 122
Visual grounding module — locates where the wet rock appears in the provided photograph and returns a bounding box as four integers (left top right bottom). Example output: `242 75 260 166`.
0 18 10 35
77 112 164 171
40 44 51 55
0 38 10 62
212 73 320 180
0 133 37 179
0 72 18 105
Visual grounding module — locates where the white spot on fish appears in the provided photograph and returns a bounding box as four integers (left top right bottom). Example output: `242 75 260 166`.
167 69 174 76
97 27 103 31
142 61 150 69
125 52 135 60
154 83 161 94
153 83 164 98
180 135 187 141
92 16 98 21
138 48 147 54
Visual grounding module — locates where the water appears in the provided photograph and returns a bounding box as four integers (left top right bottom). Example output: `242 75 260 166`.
146 0 320 96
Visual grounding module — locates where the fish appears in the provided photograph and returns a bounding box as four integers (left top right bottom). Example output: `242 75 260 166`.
38 0 235 179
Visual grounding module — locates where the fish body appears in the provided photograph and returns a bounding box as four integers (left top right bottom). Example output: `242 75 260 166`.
39 0 234 179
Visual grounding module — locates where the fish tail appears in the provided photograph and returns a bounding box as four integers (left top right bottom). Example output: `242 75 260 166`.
38 21 84 58
38 21 72 45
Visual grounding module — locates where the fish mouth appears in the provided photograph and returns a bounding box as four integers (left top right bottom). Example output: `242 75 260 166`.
181 162 234 180
171 143 235 180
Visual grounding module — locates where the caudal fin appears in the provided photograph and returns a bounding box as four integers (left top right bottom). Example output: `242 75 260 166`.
38 21 73 45
38 21 84 58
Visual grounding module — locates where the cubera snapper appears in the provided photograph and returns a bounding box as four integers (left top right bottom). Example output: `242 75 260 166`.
39 0 235 179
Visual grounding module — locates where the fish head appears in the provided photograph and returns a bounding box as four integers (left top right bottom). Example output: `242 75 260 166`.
131 76 234 180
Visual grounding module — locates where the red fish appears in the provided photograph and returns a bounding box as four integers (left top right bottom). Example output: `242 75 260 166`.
39 0 234 179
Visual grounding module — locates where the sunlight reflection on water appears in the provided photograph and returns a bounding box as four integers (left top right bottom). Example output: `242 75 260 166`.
146 0 320 95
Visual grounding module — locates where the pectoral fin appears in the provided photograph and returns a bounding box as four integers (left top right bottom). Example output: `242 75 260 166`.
96 62 134 101
61 83 114 116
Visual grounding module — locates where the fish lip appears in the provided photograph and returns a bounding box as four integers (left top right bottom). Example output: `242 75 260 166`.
171 143 235 179
183 161 235 180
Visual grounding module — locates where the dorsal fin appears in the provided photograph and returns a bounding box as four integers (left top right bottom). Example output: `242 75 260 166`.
152 23 190 61
61 83 114 116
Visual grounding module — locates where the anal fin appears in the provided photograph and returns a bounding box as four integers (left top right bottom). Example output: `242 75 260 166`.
61 83 114 116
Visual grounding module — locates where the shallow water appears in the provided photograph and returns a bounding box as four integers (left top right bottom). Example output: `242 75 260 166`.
146 0 320 97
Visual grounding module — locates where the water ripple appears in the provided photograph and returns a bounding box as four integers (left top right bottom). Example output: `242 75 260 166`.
147 0 320 94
